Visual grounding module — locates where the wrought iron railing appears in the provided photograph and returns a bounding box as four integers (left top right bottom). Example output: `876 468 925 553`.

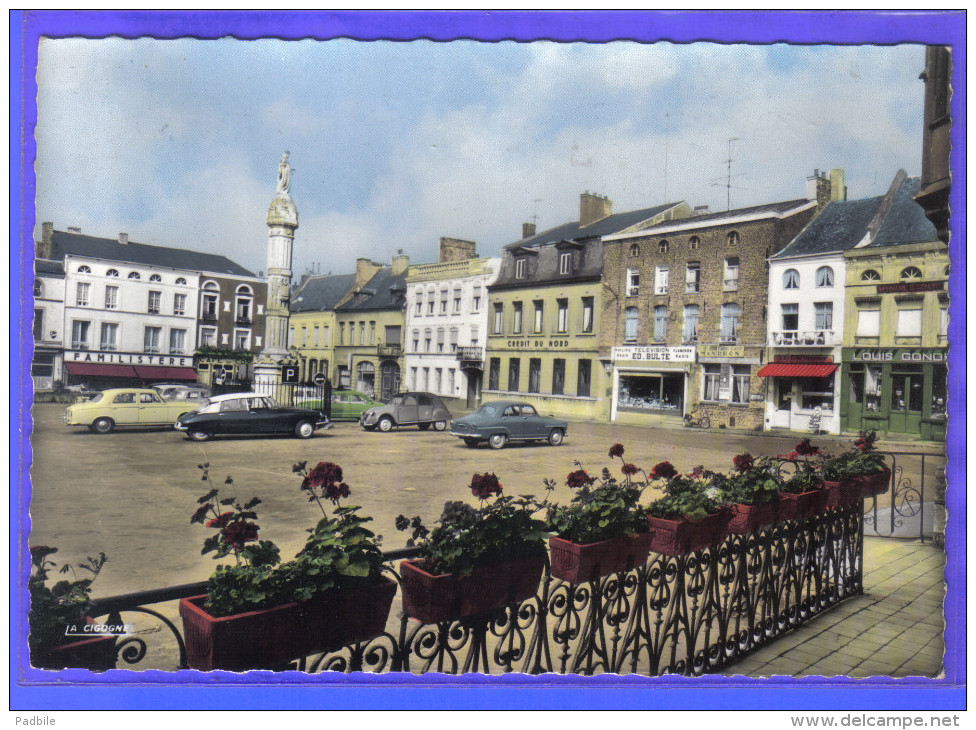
863 451 939 542
81 505 863 675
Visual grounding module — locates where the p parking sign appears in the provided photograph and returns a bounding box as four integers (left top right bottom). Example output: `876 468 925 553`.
281 364 299 384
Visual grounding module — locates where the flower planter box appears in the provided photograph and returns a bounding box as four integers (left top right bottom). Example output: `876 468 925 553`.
726 501 780 535
399 553 546 624
647 512 727 556
777 489 824 522
549 532 653 583
856 467 891 498
31 621 118 672
822 480 859 509
178 576 397 671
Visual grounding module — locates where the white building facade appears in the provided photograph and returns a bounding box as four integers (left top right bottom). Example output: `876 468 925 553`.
32 259 66 391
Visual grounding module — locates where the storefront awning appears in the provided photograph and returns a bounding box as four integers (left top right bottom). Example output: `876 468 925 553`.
64 362 138 378
133 366 199 381
757 363 838 378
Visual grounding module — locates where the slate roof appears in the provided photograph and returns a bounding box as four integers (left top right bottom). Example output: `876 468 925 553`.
50 230 256 277
34 258 65 278
336 268 407 312
291 273 357 312
773 176 936 259
631 198 814 238
504 202 684 250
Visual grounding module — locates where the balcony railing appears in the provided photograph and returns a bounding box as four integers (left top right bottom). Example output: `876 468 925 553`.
770 330 837 346
202 313 218 323
235 316 252 326
377 343 402 357
456 346 484 363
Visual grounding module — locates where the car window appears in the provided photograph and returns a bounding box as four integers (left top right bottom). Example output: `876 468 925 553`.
113 393 136 404
140 393 161 404
502 405 519 417
520 405 537 416
248 397 268 410
187 391 204 399
402 395 417 407
474 404 497 417
220 399 247 412
418 394 432 406
349 394 364 403
389 396 403 406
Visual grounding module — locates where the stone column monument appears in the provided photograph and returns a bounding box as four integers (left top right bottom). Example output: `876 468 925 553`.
253 152 299 395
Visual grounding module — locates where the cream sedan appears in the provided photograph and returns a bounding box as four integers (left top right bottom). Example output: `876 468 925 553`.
64 388 202 434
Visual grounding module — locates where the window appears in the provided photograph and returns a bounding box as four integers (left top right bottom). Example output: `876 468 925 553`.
557 299 568 333
312 326 320 347
369 321 375 345
781 303 799 331
528 358 541 393
940 300 949 337
577 359 592 397
33 279 43 297
720 303 741 342
783 269 800 289
552 359 565 395
856 304 881 337
815 266 834 287
128 271 141 280
685 262 700 293
408 367 417 390
173 293 186 316
472 286 482 312
815 301 833 330
169 328 186 354
175 277 187 285
449 327 459 352
653 305 667 341
896 303 923 336
71 320 90 349
149 274 162 283
515 259 526 279
439 290 448 315
301 326 308 347
654 266 670 295
629 243 640 257
412 329 420 352
234 329 250 350
581 297 594 333
512 302 523 334
618 373 684 412
434 368 442 393
732 366 750 404
900 266 923 280
493 303 503 334
339 323 346 345
33 309 43 340
448 369 456 394
436 327 445 353
470 325 479 346
626 268 640 296
624 307 639 343
427 300 435 316
533 301 544 333
99 323 118 351
202 284 219 320
200 326 217 347
420 368 429 390
148 290 161 314
861 269 881 282
508 358 521 391
424 328 432 352
359 322 366 345
453 288 462 313
77 265 92 274
75 283 90 307
106 269 119 278
414 293 422 316
559 251 572 275
488 358 500 390
682 304 699 342
800 377 835 411
143 326 161 353
323 326 330 346
724 257 739 290
689 236 700 251
727 231 739 246
658 239 669 253
703 364 722 401
235 288 253 322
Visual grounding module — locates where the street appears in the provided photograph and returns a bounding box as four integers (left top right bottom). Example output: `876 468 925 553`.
27 403 942 598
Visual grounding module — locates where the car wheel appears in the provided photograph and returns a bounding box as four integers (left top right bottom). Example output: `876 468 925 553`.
432 420 447 432
547 429 564 446
488 433 507 450
418 422 431 431
463 438 479 448
294 420 315 439
187 430 211 442
91 417 114 434
377 416 394 432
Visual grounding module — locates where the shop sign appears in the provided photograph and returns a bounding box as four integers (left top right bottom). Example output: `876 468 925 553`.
772 355 833 364
844 348 946 363
505 338 573 350
611 345 696 362
697 344 744 358
67 350 193 367
876 281 943 294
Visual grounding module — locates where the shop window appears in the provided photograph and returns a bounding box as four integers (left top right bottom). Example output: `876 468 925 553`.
720 303 741 343
577 360 591 398
702 365 722 401
653 305 667 342
815 301 833 331
783 269 800 289
932 366 947 418
557 299 568 333
624 307 638 343
682 304 699 343
512 302 523 334
654 266 669 295
685 262 700 293
626 268 640 296
528 359 541 393
488 358 500 390
533 301 544 333
781 303 799 331
508 358 521 392
724 257 739 291
799 377 834 412
618 373 683 412
861 269 881 282
890 367 923 413
581 297 594 333
552 359 565 395
732 365 751 404
816 266 834 287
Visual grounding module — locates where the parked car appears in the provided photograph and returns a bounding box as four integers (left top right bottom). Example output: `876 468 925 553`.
64 388 201 434
151 383 212 402
329 390 383 421
359 392 452 432
449 400 568 449
175 392 331 441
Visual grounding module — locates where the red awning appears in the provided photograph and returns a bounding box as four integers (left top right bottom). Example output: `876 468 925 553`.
64 362 138 378
757 363 838 378
133 366 199 381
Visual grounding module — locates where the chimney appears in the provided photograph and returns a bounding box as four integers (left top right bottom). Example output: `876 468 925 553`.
391 253 410 276
118 232 129 245
829 168 847 202
522 222 536 239
36 221 54 259
355 257 381 288
438 237 477 263
693 205 710 216
806 169 821 202
580 192 612 227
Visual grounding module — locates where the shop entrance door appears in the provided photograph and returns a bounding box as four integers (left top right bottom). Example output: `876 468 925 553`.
889 369 923 434
771 378 793 429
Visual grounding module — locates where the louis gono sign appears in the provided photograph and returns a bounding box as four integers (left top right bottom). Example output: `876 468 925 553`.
846 349 945 363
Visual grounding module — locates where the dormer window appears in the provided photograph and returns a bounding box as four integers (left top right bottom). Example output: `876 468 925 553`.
128 271 141 280
77 265 91 274
900 266 922 280
515 258 526 279
658 240 669 253
106 269 119 278
149 274 163 283
559 251 572 275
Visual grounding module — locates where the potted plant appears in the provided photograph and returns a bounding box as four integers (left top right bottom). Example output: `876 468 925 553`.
820 431 891 506
645 462 728 555
179 461 397 671
28 546 117 671
544 444 653 583
395 473 549 624
777 440 826 522
720 453 783 534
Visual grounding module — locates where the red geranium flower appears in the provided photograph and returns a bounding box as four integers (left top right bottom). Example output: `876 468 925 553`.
608 443 625 458
306 461 343 490
221 520 259 550
622 463 639 476
733 453 755 472
470 472 503 500
650 461 677 480
206 511 234 529
566 469 592 490
323 481 351 505
795 439 820 456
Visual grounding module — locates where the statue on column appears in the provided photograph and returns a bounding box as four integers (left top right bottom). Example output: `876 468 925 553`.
276 151 290 195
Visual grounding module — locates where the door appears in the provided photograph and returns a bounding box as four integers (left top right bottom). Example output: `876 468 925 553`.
397 394 419 424
416 394 434 423
501 404 524 438
771 378 793 429
111 392 141 425
246 396 289 433
888 368 923 434
466 372 480 409
137 392 173 425
380 362 399 401
518 403 547 438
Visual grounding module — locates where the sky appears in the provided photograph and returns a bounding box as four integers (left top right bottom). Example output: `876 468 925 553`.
33 37 926 279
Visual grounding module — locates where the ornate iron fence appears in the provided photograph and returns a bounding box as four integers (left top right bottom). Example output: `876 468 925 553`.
84 503 863 675
862 452 941 542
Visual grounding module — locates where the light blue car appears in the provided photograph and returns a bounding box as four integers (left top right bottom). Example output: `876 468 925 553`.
449 400 568 449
